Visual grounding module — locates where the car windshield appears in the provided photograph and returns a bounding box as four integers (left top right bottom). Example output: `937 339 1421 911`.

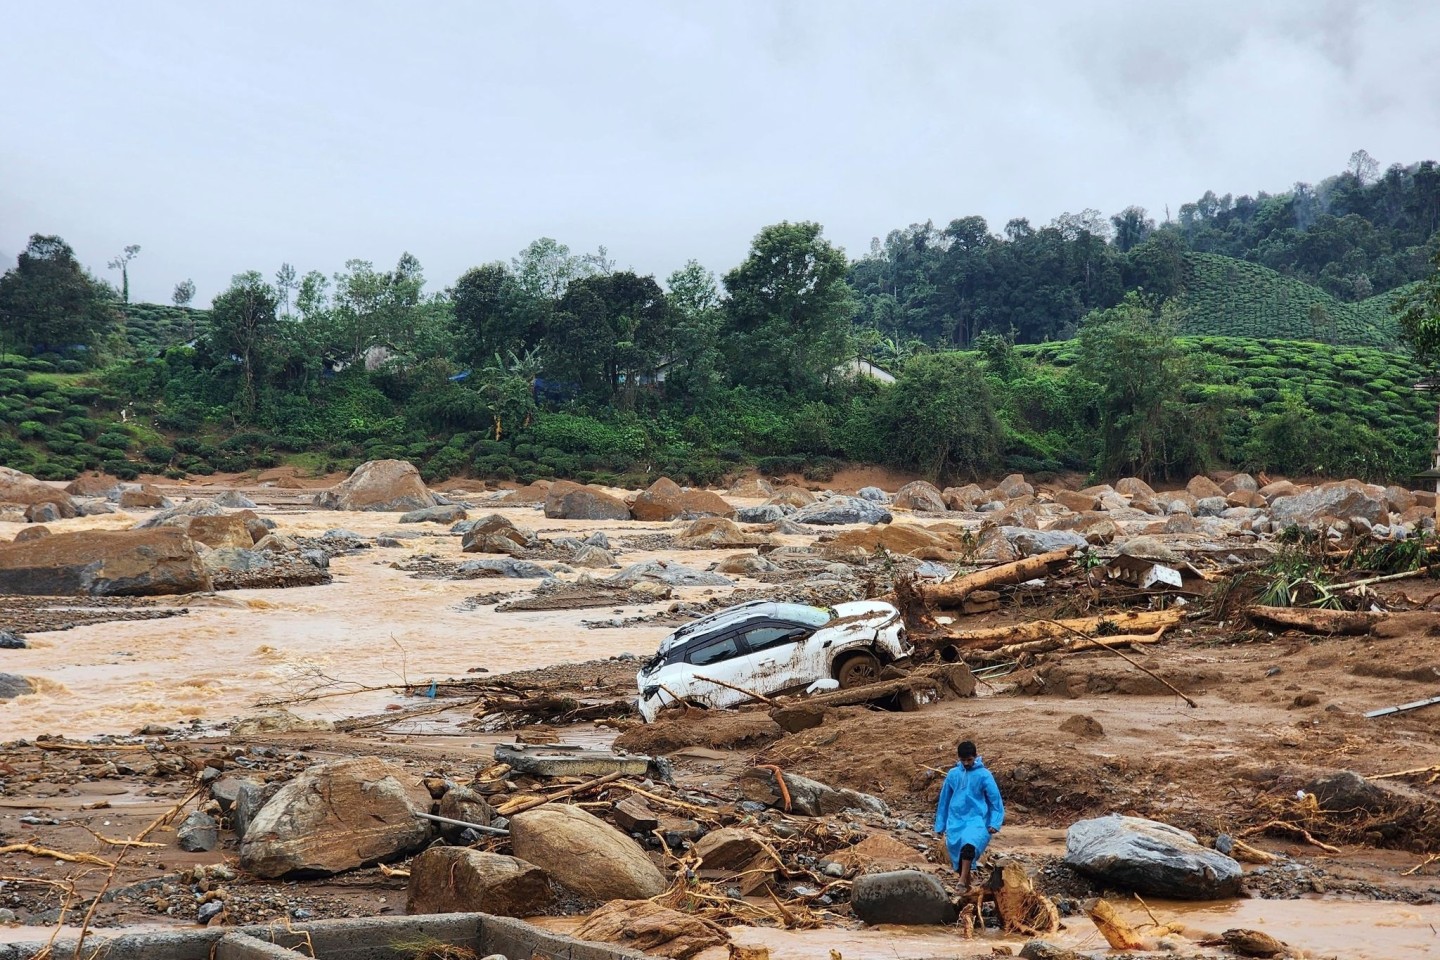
772 603 833 627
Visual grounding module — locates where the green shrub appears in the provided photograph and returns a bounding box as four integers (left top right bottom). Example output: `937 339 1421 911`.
96 432 131 450
142 445 176 463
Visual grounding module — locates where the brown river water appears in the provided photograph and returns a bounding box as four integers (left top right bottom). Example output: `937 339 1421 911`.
0 505 738 739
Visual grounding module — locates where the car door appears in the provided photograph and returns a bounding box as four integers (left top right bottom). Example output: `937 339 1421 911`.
731 621 815 695
679 626 753 709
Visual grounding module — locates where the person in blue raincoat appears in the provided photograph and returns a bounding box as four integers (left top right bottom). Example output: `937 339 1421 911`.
934 739 1004 889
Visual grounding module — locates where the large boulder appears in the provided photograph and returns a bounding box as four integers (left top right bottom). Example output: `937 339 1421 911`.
119 485 172 510
135 499 225 528
1053 490 1100 513
1220 473 1258 495
545 481 632 521
0 528 210 596
1270 482 1388 529
766 486 817 508
405 848 552 917
457 558 553 579
792 496 892 526
892 481 946 513
460 514 530 553
64 473 123 500
992 473 1035 500
1115 477 1156 499
0 674 36 700
0 466 77 518
180 514 255 550
509 804 667 900
1186 475 1226 500
1003 527 1089 556
238 757 432 878
499 480 551 504
692 828 768 871
851 870 957 926
398 504 468 524
942 484 987 511
1064 814 1242 899
728 477 775 498
631 479 735 521
676 516 757 549
608 559 733 587
314 460 437 512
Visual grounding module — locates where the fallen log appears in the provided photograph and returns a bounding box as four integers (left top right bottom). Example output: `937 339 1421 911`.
1085 898 1145 950
971 626 1168 662
1247 606 1379 636
990 860 1060 936
494 770 626 816
937 608 1183 651
919 548 1076 608
779 664 976 711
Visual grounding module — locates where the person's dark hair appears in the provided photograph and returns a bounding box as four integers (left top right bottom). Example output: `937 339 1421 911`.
957 740 977 759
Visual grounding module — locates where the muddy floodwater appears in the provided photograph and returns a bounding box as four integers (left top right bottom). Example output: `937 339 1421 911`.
0 506 714 738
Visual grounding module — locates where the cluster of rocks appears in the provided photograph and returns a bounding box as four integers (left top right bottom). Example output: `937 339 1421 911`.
860 472 1436 549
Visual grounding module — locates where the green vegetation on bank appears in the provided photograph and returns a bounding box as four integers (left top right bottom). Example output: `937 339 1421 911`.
3 154 1440 489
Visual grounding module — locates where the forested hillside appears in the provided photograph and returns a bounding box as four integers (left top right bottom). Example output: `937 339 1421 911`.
1 154 1439 489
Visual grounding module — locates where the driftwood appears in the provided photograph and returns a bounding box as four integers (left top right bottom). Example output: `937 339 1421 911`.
938 608 1183 651
1247 605 1379 636
972 626 1168 661
1086 898 1145 950
576 899 729 960
779 664 976 711
495 771 626 816
988 861 1060 935
919 548 1076 608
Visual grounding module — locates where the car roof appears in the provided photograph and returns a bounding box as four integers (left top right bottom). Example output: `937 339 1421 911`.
657 601 831 652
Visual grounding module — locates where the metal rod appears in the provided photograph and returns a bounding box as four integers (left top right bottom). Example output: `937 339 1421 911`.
413 811 510 835
1364 694 1440 719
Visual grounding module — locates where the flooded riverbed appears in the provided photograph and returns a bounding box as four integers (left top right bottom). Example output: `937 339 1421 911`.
0 505 730 739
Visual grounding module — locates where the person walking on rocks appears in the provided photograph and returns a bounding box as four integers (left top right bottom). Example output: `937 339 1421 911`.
934 739 1004 890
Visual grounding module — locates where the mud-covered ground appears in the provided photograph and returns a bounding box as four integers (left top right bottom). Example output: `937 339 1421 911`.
2 473 1440 959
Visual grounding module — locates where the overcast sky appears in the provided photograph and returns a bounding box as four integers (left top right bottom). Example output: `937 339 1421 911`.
3 0 1438 306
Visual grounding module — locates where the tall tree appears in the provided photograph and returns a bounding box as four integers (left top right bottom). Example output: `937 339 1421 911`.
209 271 279 416
664 260 725 401
172 279 196 308
548 271 672 405
451 262 545 366
0 234 117 357
274 263 298 319
1395 247 1440 372
722 221 854 390
107 244 141 304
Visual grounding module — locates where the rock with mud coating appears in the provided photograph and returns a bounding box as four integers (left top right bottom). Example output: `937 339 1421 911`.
728 477 775 498
118 485 172 510
0 528 210 596
509 804 666 900
213 490 258 509
12 526 50 544
1018 942 1084 960
0 466 78 518
856 486 890 503
570 544 616 568
892 481 945 512
314 459 437 512
238 757 432 878
24 502 62 523
544 481 632 521
136 498 226 529
792 496 892 526
1064 814 1242 899
851 870 956 925
406 847 552 917
65 473 124 500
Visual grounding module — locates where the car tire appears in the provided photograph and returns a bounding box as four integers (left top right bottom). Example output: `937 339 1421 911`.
835 652 882 688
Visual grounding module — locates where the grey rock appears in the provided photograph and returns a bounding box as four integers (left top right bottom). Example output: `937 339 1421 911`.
233 780 283 840
213 491 257 509
301 549 330 569
24 502 62 523
313 459 437 512
321 528 365 541
1002 527 1089 556
1018 941 1084 960
177 811 219 852
1064 814 1242 899
458 558 554 579
570 544 616 568
77 499 117 516
399 504 469 524
736 504 788 523
211 775 258 814
0 630 26 649
608 559 734 587
135 499 226 529
851 870 957 925
375 536 404 548
1304 770 1407 815
1271 483 1388 529
792 496 893 526
584 531 611 549
0 673 37 699
196 901 225 924
1195 497 1228 518
856 486 890 503
740 767 888 817
1117 535 1183 563
405 847 553 917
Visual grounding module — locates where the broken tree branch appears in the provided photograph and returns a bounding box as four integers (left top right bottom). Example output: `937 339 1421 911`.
692 674 779 707
1026 617 1198 709
1247 606 1379 636
936 608 1183 650
0 843 113 867
918 548 1076 608
494 770 626 817
971 626 1168 661
1366 765 1440 781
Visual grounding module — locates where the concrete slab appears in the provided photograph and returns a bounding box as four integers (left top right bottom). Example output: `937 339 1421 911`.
494 743 651 778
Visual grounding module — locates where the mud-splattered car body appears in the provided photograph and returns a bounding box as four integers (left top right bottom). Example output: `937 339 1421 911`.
635 600 910 722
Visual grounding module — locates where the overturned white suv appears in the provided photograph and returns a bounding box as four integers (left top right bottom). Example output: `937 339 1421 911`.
635 600 911 722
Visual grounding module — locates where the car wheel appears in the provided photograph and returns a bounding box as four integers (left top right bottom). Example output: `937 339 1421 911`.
835 652 881 688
